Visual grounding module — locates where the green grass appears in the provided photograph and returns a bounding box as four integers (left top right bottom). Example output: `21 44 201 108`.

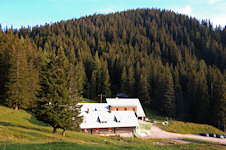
144 107 225 135
159 121 225 134
1 141 225 150
144 108 166 122
80 98 97 103
182 138 226 145
0 105 225 149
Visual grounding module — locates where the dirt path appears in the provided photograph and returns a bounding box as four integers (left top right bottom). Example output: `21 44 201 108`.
149 124 226 145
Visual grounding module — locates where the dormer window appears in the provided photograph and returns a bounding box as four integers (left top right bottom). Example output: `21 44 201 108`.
98 115 107 123
114 115 121 123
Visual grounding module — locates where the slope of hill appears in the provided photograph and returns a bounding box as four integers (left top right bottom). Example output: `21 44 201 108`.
159 121 225 135
0 8 225 131
144 108 225 134
0 105 225 150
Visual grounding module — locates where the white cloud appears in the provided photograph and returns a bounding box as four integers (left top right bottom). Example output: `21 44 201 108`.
175 5 192 16
209 14 226 27
97 8 115 14
209 0 221 5
181 5 191 15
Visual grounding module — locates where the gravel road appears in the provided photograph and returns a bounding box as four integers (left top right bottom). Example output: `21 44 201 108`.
149 124 226 145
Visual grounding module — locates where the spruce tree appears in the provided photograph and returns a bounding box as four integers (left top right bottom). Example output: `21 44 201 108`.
6 40 30 110
161 64 176 117
74 61 86 97
194 66 209 123
27 58 40 108
208 67 226 130
173 66 183 118
90 71 97 99
138 67 151 104
38 47 82 136
25 39 40 109
100 60 111 97
128 66 135 97
120 66 128 94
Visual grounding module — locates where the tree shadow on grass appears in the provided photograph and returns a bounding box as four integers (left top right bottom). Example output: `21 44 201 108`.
0 121 51 134
25 112 47 127
2 142 107 150
0 121 12 126
6 127 58 140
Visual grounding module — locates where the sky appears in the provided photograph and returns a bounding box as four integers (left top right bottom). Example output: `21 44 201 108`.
0 0 226 29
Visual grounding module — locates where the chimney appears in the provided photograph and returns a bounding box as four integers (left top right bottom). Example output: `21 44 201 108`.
87 108 89 113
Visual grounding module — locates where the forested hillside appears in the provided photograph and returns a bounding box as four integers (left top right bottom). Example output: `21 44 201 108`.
0 8 225 130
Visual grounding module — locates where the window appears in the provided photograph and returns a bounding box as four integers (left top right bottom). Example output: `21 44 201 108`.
114 116 121 123
116 108 118 111
133 108 135 111
124 108 127 111
98 115 107 123
84 129 88 132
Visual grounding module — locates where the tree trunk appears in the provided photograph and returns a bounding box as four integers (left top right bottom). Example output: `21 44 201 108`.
62 129 66 136
53 127 57 133
15 104 18 110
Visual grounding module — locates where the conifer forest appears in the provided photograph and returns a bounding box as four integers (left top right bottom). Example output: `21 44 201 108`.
0 9 225 131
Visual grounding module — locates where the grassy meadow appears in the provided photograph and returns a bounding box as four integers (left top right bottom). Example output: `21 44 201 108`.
159 121 225 134
0 105 225 150
144 108 225 135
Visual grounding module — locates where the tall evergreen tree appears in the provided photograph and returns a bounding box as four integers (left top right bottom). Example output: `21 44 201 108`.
27 58 40 108
24 39 40 108
100 59 111 97
194 64 209 123
74 61 87 97
120 66 128 94
128 65 135 97
37 47 82 136
173 66 183 118
161 64 176 117
89 71 97 99
5 40 30 110
138 67 151 104
208 67 226 130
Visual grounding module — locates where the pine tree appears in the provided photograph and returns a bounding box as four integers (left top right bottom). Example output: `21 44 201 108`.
161 64 176 117
138 67 151 104
27 58 40 108
74 61 86 97
100 60 111 97
194 65 209 123
128 66 135 97
120 66 128 94
90 71 97 99
37 47 82 136
0 30 8 104
6 40 30 110
208 67 226 130
89 51 103 99
25 39 40 109
173 66 183 118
